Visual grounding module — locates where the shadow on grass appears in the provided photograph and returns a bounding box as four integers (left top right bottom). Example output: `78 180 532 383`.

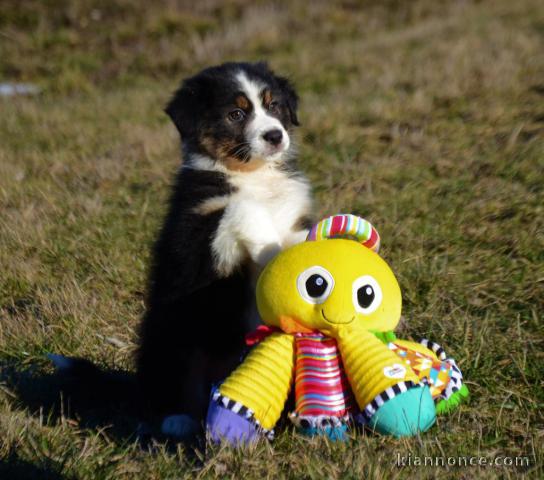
0 359 207 462
0 453 70 480
0 359 140 443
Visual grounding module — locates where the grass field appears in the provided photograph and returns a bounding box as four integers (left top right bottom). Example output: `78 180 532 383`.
1 0 543 478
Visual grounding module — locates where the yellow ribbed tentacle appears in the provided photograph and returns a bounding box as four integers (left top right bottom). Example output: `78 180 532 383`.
336 327 420 409
219 332 295 430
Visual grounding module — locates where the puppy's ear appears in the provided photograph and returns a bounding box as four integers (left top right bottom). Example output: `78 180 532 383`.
165 82 198 138
277 76 300 127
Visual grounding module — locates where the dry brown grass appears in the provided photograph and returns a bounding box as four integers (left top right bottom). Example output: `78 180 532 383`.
1 0 543 478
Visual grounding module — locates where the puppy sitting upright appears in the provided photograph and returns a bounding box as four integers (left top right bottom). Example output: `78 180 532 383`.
136 62 313 438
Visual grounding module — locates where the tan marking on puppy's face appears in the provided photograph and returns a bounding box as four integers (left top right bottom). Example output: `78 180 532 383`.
262 89 273 109
221 153 265 172
199 133 264 172
235 95 250 110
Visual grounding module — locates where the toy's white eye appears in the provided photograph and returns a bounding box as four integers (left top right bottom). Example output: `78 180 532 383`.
297 266 334 304
352 275 382 314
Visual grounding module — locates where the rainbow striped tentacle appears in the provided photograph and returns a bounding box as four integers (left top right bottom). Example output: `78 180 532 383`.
307 214 380 253
290 333 355 429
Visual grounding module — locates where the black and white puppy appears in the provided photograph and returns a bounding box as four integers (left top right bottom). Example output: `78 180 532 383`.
136 62 313 438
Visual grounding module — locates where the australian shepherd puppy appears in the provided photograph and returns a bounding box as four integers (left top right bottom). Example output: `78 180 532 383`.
136 62 313 438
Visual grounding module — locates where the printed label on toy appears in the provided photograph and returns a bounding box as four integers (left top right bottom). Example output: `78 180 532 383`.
383 363 406 379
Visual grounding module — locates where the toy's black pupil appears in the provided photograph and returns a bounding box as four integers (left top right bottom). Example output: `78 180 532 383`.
306 274 328 298
357 285 375 308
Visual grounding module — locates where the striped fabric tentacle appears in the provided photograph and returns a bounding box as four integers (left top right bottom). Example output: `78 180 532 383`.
293 333 355 424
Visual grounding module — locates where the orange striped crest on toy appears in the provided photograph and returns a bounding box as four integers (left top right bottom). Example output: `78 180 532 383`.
307 214 380 252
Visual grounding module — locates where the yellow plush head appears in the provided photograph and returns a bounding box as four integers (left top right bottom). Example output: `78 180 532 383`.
256 215 401 334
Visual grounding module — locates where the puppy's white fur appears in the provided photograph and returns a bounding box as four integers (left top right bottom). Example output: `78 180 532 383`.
187 154 312 277
236 72 290 162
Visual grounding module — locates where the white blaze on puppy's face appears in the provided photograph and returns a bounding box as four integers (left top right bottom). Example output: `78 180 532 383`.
236 72 290 162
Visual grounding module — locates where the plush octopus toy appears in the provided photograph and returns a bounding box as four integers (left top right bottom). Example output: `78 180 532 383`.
206 214 469 443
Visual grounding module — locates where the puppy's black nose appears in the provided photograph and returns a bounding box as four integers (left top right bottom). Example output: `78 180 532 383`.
262 129 283 146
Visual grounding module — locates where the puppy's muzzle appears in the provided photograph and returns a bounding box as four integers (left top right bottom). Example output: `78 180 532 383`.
262 129 283 147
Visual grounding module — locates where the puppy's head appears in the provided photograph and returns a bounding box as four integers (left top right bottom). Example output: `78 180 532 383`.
166 62 299 171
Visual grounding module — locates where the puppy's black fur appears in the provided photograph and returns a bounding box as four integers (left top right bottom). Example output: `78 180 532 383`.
136 169 251 420
136 62 304 424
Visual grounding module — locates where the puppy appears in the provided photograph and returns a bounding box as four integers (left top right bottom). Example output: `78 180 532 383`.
136 62 313 438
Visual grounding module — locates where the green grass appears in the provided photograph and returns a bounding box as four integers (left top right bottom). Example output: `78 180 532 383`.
1 0 543 478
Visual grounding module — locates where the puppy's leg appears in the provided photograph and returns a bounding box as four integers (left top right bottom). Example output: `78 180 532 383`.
160 349 242 440
139 344 212 440
160 348 209 439
213 200 281 274
137 306 210 436
237 202 283 267
283 214 314 248
283 228 310 248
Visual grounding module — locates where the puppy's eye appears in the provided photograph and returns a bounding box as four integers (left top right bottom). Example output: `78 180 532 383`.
352 276 382 314
228 109 245 122
297 266 334 304
268 101 280 113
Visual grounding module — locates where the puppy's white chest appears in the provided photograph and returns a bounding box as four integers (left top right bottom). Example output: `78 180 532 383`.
211 167 312 276
232 169 310 239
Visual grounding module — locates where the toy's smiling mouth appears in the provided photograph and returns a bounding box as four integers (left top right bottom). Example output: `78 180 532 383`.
321 309 354 325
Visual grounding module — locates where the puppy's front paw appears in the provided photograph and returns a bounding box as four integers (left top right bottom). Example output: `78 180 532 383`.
254 242 282 267
161 414 200 440
283 229 310 248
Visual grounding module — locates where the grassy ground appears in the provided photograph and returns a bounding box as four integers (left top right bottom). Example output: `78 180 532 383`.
1 0 543 478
